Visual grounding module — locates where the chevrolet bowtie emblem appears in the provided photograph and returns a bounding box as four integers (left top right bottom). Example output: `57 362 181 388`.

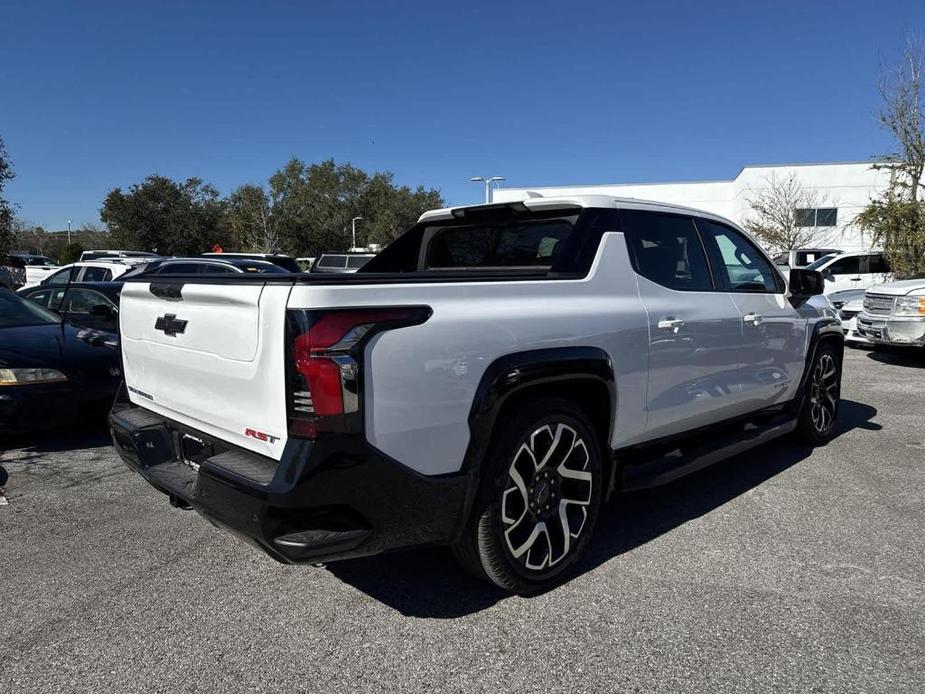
154 313 188 337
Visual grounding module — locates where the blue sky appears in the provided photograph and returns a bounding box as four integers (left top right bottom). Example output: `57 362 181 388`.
1 0 922 230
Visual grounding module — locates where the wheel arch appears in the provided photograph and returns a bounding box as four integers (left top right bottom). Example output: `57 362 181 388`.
458 347 618 527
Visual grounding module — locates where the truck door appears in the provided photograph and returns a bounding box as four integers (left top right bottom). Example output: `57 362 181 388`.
622 210 747 440
697 219 806 411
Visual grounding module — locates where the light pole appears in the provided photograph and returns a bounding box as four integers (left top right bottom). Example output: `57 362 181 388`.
351 216 363 250
67 220 71 245
470 176 505 204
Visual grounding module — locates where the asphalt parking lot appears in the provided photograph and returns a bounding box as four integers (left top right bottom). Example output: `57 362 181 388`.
2 346 924 694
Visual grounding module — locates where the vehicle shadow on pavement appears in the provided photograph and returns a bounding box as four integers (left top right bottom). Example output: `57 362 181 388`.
0 424 112 456
865 348 925 369
326 399 879 618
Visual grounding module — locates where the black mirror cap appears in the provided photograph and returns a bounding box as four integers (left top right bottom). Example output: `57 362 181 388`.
788 268 824 307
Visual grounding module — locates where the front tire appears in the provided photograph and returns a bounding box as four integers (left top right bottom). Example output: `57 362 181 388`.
795 343 841 444
453 398 604 594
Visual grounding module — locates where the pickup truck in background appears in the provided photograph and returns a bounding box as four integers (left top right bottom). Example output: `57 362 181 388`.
857 278 925 348
110 195 843 594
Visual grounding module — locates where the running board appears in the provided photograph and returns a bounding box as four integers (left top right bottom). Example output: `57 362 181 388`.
620 416 797 491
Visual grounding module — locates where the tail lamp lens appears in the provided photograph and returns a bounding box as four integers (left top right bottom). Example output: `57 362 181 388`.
287 307 430 438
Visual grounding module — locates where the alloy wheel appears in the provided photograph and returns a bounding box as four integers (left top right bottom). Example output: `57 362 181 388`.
809 352 839 434
500 422 593 573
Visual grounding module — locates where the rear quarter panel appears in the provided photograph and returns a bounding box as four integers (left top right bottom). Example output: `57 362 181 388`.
287 233 649 476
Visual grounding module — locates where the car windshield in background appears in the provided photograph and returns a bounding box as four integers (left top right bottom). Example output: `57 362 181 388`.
805 254 838 270
0 291 61 327
423 219 575 269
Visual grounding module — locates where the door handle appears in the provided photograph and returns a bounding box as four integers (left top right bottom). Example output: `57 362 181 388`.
657 318 685 333
743 313 762 326
849 278 862 281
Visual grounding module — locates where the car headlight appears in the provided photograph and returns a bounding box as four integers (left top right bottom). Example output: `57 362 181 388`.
0 368 69 385
895 296 925 316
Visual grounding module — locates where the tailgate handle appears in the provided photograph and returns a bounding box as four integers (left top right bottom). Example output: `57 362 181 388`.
149 283 185 301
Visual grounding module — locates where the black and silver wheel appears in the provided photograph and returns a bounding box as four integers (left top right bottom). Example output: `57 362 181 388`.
796 344 840 444
454 398 603 594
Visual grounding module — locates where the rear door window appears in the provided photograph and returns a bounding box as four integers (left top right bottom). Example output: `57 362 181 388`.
868 254 891 273
827 256 861 276
622 211 713 291
79 266 113 282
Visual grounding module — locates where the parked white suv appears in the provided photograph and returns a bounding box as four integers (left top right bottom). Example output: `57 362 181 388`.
804 251 892 294
856 279 925 348
26 260 137 288
109 196 843 593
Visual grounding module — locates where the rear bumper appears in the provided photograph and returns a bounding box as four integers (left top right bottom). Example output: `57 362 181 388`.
856 313 925 347
109 395 472 564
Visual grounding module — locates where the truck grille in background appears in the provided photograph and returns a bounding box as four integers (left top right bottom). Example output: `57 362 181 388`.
863 294 895 316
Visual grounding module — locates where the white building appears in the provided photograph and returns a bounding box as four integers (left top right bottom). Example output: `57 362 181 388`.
492 162 891 252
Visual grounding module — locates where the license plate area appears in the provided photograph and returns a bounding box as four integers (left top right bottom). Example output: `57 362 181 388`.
178 433 213 472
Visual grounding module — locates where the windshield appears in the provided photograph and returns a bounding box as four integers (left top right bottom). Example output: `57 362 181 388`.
805 254 838 271
0 290 61 327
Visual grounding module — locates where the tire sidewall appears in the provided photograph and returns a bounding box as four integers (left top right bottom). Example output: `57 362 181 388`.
799 343 841 444
475 399 604 592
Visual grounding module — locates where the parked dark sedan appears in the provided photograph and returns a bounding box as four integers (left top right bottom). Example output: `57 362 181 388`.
0 290 121 434
17 281 122 332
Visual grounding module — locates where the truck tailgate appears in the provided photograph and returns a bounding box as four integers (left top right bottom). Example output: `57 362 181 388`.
119 281 292 460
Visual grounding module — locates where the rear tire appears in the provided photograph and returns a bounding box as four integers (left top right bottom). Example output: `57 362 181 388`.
453 398 604 594
795 343 841 444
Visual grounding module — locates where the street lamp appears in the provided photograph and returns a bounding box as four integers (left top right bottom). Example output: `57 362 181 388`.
351 216 363 250
470 176 505 204
67 220 71 245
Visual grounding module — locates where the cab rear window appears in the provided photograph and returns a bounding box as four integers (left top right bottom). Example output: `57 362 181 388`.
422 219 574 270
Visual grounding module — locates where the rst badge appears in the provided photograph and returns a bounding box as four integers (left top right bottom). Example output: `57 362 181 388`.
245 428 280 444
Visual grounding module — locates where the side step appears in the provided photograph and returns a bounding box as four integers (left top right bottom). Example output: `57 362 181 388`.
620 415 797 491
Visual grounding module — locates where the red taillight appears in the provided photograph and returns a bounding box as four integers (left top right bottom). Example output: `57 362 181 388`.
287 307 430 438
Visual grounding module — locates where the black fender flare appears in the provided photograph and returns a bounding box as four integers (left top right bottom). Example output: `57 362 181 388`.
453 347 617 537
792 318 845 413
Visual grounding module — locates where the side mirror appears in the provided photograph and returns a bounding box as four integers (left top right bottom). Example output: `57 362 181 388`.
89 304 116 318
788 268 824 307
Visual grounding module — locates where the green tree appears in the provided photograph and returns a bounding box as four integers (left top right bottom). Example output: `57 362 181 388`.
100 175 228 255
0 136 16 256
858 38 925 276
59 242 85 264
225 184 279 253
360 172 445 248
267 158 443 257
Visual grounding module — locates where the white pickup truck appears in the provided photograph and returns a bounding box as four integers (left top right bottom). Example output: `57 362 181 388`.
856 279 925 348
110 196 843 593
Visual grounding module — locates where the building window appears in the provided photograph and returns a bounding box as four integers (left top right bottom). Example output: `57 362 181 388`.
795 207 838 227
